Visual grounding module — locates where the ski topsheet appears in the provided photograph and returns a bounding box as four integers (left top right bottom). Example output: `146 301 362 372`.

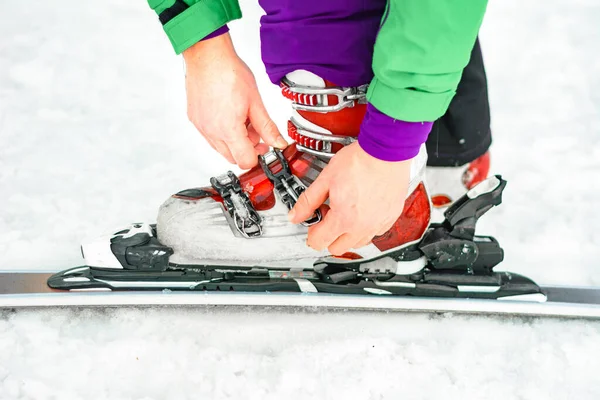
1 271 600 319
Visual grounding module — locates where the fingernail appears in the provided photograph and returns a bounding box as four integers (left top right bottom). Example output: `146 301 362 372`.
288 209 296 222
276 137 288 148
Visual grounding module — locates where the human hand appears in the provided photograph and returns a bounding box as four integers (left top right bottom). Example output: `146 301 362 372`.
288 142 412 255
183 33 288 169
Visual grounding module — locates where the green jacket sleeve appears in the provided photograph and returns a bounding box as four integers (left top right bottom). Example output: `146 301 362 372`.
367 0 488 122
147 0 242 54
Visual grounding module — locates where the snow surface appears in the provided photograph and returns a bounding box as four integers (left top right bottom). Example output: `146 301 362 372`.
1 0 599 398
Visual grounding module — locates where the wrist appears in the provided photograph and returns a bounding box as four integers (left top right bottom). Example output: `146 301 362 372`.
182 31 236 65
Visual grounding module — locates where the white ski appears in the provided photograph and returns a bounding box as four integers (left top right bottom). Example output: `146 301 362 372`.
1 271 599 319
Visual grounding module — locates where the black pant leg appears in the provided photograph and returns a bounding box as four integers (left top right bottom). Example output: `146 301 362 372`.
426 38 492 167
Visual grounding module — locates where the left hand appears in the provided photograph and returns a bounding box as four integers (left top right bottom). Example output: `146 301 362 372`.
288 142 412 255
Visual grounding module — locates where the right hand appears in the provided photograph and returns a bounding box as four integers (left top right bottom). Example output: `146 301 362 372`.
289 142 411 255
182 33 288 169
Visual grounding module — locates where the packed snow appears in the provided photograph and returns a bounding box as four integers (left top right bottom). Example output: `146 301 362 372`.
1 0 599 399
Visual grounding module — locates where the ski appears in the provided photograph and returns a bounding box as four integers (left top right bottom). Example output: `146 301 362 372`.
1 175 599 319
1 271 600 319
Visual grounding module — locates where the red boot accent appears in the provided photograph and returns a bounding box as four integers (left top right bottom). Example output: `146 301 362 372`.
372 183 431 252
463 151 490 190
297 104 366 137
333 252 364 260
431 194 453 208
236 144 317 211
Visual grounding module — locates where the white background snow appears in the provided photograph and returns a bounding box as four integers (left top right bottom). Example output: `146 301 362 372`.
1 0 599 399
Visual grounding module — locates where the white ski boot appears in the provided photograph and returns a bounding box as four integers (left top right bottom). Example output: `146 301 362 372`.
155 70 431 268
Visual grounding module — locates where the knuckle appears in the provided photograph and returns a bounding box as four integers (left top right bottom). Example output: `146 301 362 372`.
333 216 348 231
296 191 312 212
260 119 277 139
335 210 353 231
328 156 342 170
221 130 238 142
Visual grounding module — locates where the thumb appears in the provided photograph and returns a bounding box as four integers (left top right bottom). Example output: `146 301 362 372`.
289 174 330 224
249 100 288 149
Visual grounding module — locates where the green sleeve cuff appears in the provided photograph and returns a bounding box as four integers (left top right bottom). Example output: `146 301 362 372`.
366 77 456 122
163 0 242 54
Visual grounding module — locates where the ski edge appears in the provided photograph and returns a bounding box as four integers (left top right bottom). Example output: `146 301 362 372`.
2 290 600 319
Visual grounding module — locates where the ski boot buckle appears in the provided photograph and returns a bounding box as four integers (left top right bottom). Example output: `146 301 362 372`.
210 171 263 238
289 116 356 159
259 149 322 226
281 77 368 113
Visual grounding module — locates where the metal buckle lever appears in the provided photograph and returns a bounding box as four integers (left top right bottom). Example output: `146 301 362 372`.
259 149 322 226
281 77 368 113
290 116 356 159
210 172 263 238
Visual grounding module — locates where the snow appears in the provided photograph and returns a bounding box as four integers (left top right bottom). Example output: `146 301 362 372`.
2 308 600 400
1 0 599 398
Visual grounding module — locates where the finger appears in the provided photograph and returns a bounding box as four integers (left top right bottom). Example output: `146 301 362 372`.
247 123 271 155
255 143 270 155
247 123 260 146
249 100 288 149
209 138 236 164
306 209 345 251
226 125 260 169
328 233 360 256
354 235 374 249
288 173 330 224
302 205 329 250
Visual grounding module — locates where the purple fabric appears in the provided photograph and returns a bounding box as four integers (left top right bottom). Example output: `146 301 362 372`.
258 0 386 87
202 25 229 41
358 104 433 162
256 0 432 161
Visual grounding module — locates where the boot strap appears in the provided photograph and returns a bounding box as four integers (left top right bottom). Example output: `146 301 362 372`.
280 77 368 113
288 116 356 159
